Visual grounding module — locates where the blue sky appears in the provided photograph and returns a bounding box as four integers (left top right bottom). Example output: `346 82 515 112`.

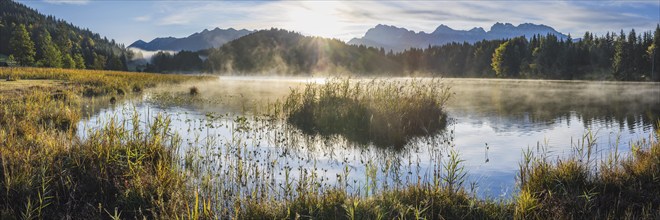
18 0 660 46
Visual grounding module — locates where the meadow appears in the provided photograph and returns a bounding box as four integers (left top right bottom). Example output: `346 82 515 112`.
0 67 658 219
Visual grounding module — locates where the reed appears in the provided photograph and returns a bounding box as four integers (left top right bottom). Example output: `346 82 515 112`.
0 67 208 219
515 126 660 219
282 78 451 149
1 68 658 219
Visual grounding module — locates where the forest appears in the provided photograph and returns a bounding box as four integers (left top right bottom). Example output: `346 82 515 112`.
151 28 660 81
0 0 131 70
1 0 659 81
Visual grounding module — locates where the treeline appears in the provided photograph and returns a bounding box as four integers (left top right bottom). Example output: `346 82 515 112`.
147 27 660 81
0 0 131 70
143 50 205 73
206 29 398 74
399 26 660 81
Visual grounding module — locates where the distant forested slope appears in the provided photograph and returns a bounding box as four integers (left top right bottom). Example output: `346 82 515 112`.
206 29 400 75
129 28 253 52
0 0 131 70
393 27 660 81
196 27 660 81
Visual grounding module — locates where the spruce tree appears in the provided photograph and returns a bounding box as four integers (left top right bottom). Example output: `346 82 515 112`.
37 29 62 68
9 24 35 66
62 53 76 68
650 25 660 81
74 53 86 69
612 31 629 80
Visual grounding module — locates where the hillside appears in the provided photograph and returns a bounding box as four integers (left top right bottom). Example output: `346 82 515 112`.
0 0 130 70
147 26 659 81
348 22 567 52
206 29 400 75
129 28 253 51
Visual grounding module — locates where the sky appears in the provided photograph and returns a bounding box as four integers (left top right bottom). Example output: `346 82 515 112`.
18 0 660 46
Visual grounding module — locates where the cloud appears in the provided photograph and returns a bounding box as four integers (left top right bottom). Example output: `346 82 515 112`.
134 15 152 22
43 0 89 5
146 1 660 41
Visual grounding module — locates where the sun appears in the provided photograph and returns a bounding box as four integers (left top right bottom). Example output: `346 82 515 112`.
284 1 346 38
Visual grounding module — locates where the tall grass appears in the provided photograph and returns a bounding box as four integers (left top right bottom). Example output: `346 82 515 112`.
516 128 660 219
1 68 658 219
282 78 451 148
0 67 208 219
0 67 212 97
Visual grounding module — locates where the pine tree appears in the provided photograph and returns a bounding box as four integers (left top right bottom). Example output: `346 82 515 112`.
36 29 62 68
627 29 639 78
62 53 75 68
9 24 35 66
612 31 629 80
649 25 660 81
74 53 86 69
91 52 106 70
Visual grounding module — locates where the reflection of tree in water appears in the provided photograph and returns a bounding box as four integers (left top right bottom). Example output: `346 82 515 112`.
446 79 660 132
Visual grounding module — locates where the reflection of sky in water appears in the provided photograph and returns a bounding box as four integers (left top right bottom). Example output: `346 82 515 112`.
451 112 654 197
78 78 659 200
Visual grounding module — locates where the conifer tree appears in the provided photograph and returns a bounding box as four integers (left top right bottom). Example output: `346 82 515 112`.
649 25 660 81
74 53 86 69
9 24 35 66
62 53 75 68
36 29 62 67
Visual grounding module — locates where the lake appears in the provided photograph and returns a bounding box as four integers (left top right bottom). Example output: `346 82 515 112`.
77 77 660 199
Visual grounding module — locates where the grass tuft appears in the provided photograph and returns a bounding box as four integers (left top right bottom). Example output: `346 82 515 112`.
282 78 451 149
516 127 660 219
1 68 658 219
189 86 199 96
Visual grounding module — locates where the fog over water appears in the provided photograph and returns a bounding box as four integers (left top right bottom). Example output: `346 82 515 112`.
78 77 659 198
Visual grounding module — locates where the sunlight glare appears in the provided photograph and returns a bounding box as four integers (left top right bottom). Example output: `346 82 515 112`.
284 1 346 38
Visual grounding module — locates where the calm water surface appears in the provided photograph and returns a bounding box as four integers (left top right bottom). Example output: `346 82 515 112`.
78 77 660 199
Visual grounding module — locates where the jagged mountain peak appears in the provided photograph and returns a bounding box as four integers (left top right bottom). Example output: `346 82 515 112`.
129 27 254 51
348 22 568 52
433 24 455 34
469 27 486 33
368 24 411 33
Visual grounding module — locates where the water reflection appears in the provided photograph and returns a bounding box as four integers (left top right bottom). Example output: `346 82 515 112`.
77 77 659 199
446 79 660 131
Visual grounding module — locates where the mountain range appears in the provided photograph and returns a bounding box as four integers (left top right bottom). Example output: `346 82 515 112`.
348 23 567 52
130 22 567 53
129 28 253 51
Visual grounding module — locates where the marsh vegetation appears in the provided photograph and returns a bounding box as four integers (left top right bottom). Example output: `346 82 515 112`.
1 67 659 219
282 78 450 148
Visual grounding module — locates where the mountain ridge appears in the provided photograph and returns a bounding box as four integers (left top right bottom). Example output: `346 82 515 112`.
129 28 253 51
348 22 567 52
